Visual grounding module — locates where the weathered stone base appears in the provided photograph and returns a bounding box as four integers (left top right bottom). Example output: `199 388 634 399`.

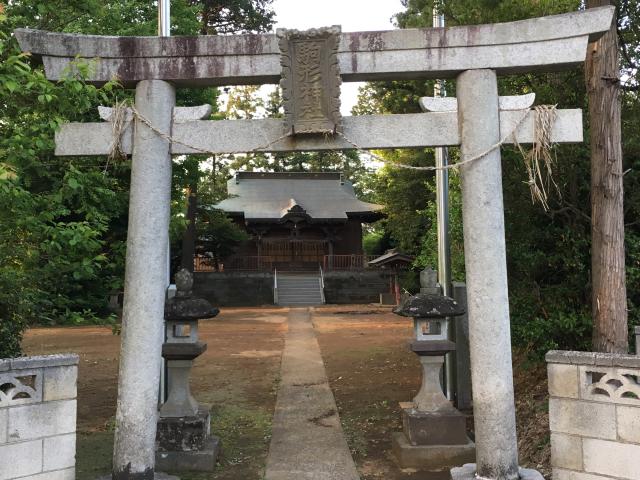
391 432 475 470
156 408 211 452
155 436 221 473
450 463 544 480
402 408 469 445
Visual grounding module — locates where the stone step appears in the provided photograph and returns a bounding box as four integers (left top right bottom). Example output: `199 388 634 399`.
278 291 322 298
276 273 323 306
278 279 320 284
278 276 319 279
278 287 321 291
278 296 323 302
278 297 321 300
279 288 320 292
279 296 323 302
278 302 321 306
279 298 322 302
279 287 321 290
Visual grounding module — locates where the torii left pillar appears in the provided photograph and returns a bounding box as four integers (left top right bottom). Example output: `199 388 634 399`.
112 80 175 480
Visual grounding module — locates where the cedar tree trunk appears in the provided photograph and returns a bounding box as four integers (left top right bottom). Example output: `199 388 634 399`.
585 1 628 353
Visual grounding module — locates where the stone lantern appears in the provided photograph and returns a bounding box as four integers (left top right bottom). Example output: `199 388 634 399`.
391 293 475 469
155 268 221 472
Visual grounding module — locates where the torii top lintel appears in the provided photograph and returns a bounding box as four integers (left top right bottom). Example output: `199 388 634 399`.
15 7 613 87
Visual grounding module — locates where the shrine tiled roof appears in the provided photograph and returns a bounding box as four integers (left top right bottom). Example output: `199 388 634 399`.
212 172 383 222
369 249 415 268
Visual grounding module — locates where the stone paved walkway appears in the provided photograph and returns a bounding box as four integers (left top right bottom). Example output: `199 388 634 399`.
265 308 360 480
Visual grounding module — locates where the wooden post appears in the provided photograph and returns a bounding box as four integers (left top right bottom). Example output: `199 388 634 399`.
586 1 628 353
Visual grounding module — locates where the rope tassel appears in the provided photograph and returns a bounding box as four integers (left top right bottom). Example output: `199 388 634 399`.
520 105 560 211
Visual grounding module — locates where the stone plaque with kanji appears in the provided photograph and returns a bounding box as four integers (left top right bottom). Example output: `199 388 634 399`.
278 26 342 136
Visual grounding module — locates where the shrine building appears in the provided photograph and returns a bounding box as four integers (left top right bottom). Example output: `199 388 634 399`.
210 171 383 272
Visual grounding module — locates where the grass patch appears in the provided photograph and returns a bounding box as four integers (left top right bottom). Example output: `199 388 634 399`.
75 403 273 480
211 403 272 469
178 403 273 480
340 413 369 458
76 431 113 480
339 400 395 461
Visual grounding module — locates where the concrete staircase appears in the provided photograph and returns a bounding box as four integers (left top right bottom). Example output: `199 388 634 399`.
276 272 324 306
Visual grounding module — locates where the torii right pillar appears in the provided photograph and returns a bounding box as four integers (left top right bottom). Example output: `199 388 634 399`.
453 70 539 480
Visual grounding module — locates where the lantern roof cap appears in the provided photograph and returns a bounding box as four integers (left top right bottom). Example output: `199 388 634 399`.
393 293 465 318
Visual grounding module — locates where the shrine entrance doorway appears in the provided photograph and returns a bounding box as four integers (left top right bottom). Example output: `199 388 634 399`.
263 239 327 271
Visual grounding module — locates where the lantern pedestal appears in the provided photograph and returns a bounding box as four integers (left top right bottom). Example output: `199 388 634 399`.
156 342 221 472
392 294 476 470
392 433 475 471
155 269 221 473
156 406 221 473
402 408 469 446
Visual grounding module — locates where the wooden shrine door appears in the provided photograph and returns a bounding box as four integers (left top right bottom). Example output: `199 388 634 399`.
263 239 327 270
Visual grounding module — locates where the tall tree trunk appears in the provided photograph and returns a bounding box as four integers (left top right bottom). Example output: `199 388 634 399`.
585 1 628 353
180 182 198 273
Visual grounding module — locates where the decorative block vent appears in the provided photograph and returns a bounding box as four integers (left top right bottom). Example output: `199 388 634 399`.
584 369 640 403
0 354 78 480
0 370 42 407
547 350 640 480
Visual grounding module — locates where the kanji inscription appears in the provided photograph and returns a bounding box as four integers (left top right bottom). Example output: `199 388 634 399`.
278 26 342 136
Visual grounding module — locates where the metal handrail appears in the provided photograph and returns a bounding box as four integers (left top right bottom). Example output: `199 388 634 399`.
319 265 326 304
322 254 377 271
273 268 278 305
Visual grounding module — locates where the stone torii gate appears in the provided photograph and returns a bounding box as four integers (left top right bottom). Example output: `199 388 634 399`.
15 7 613 480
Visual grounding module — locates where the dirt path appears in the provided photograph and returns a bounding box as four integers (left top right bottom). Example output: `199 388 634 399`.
312 305 551 479
21 305 551 479
266 308 359 480
22 307 288 480
312 305 425 480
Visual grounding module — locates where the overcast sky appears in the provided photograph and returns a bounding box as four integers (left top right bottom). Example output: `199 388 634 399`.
270 0 402 31
269 0 405 114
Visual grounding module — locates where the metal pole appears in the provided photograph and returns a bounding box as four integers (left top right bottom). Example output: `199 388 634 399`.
433 7 455 402
158 0 171 37
159 0 170 405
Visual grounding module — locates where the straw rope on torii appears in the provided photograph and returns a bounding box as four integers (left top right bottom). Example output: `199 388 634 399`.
108 100 560 208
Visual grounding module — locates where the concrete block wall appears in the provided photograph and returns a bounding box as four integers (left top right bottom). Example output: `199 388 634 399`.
0 354 79 480
547 350 640 480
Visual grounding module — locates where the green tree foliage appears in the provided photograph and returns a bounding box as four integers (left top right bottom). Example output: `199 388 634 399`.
220 85 370 187
0 22 127 357
353 81 438 257
0 0 277 357
197 210 249 266
359 0 640 355
198 0 275 34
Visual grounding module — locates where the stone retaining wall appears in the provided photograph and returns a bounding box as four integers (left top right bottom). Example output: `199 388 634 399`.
194 270 389 306
323 271 388 304
547 350 640 480
0 354 78 480
194 272 274 306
